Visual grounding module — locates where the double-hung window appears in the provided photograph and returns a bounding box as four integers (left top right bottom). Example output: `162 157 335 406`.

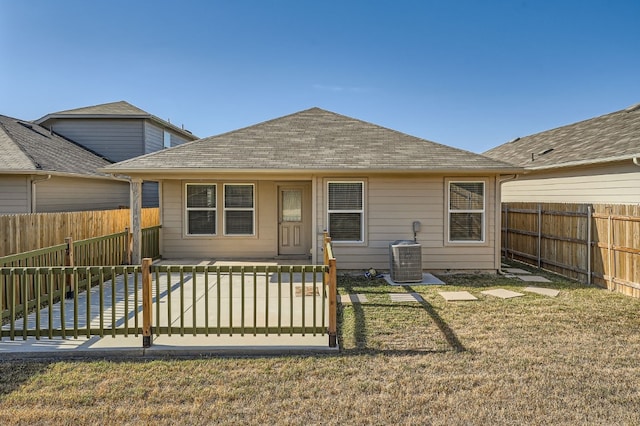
327 181 364 242
186 184 216 235
448 181 485 242
224 184 255 235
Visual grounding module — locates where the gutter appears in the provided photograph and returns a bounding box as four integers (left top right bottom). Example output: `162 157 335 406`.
31 174 51 213
495 174 518 274
99 167 524 176
526 154 640 171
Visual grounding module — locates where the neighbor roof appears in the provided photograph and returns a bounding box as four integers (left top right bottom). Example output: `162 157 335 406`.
104 107 519 174
0 114 114 177
35 101 198 140
483 103 640 170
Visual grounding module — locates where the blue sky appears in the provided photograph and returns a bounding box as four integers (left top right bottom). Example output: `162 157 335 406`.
1 0 639 153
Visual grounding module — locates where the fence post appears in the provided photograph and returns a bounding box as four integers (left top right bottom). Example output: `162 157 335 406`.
142 257 153 348
125 227 132 265
328 257 337 348
64 237 75 299
607 214 613 291
537 204 542 268
587 205 592 285
503 205 509 260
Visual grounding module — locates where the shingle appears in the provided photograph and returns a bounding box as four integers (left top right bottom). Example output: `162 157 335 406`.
47 101 148 116
106 108 519 172
483 104 640 168
0 114 113 176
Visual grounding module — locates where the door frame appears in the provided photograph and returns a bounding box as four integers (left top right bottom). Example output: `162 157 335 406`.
277 182 312 257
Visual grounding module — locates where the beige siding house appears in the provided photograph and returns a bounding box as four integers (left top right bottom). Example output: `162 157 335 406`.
484 103 640 203
0 114 129 213
104 108 520 272
35 101 199 207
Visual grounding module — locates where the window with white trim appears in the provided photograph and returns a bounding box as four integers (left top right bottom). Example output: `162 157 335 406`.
448 181 484 242
224 184 255 235
327 181 364 242
163 130 171 148
186 184 216 235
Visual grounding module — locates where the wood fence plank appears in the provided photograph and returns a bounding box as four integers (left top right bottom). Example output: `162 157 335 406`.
504 202 640 298
0 208 159 257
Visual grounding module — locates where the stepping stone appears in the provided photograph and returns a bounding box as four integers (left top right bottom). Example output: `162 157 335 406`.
340 294 368 304
503 274 517 279
389 293 423 302
517 275 551 283
481 289 524 299
523 286 560 297
504 268 531 274
439 291 478 301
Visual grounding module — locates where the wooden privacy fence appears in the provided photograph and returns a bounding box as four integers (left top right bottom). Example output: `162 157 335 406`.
1 260 339 348
0 226 162 314
502 203 640 297
0 208 159 257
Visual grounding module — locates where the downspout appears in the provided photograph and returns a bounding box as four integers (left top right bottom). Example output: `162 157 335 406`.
31 174 51 213
633 156 640 166
495 174 518 274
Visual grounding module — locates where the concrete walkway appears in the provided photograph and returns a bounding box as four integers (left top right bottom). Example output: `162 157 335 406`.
1 267 336 359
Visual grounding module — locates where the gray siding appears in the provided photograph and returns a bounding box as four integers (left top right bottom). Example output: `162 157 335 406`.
35 176 130 212
0 175 30 213
315 175 498 271
142 181 159 208
144 122 164 153
48 119 145 162
502 161 640 203
157 173 499 272
170 133 190 147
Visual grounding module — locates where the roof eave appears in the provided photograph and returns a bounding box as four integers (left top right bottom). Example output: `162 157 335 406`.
0 170 129 181
525 154 640 171
100 166 523 176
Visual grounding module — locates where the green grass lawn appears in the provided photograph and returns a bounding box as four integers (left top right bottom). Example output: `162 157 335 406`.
2 262 640 425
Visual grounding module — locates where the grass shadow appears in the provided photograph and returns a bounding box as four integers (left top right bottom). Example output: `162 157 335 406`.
0 360 50 399
403 285 466 352
337 276 466 354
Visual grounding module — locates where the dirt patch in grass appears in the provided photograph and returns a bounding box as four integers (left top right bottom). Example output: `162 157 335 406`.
2 264 640 424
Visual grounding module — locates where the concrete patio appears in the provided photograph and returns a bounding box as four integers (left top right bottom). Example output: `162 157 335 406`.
0 259 336 359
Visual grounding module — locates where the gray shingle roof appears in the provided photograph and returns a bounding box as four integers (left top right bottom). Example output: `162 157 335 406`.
0 114 114 176
46 100 149 116
483 103 640 169
35 101 198 140
105 108 519 173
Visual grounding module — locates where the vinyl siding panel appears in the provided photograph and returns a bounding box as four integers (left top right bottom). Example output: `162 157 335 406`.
144 122 164 153
35 176 130 212
161 180 279 259
317 175 497 271
0 175 30 213
142 181 159 207
48 119 144 162
170 133 190 147
158 174 499 271
502 161 640 203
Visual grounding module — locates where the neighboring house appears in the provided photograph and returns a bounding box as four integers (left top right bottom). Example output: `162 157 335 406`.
483 103 640 203
0 114 129 213
35 101 198 207
104 108 520 271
